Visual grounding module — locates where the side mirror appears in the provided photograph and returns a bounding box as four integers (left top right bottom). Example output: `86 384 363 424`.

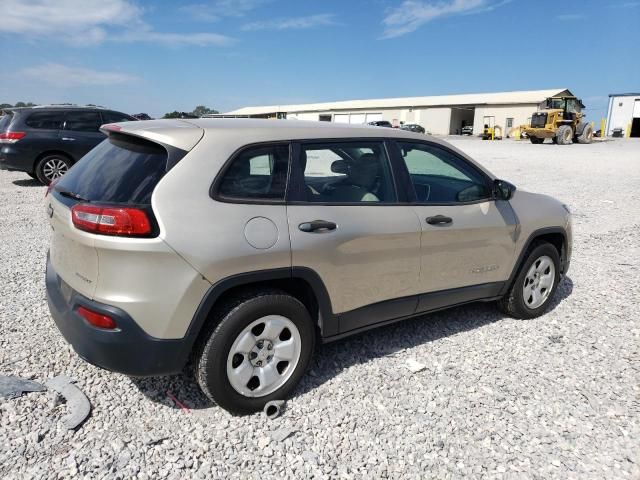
493 179 516 200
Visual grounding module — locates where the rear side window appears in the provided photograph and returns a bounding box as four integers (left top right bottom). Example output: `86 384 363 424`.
102 111 135 124
64 111 102 132
216 144 289 201
55 133 169 204
25 111 65 130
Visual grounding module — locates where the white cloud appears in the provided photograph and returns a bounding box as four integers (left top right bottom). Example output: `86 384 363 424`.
118 30 233 47
19 64 138 87
242 14 338 31
381 0 509 39
180 0 267 21
0 0 233 47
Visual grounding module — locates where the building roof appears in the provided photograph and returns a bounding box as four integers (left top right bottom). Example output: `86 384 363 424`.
224 88 571 115
608 92 640 97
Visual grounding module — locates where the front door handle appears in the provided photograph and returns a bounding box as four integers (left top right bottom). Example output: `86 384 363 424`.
298 220 337 233
61 137 76 141
426 215 452 225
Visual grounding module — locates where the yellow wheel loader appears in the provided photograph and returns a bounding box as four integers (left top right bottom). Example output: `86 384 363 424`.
521 96 593 145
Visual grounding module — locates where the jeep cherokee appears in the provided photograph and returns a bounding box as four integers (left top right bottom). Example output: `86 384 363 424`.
45 118 572 414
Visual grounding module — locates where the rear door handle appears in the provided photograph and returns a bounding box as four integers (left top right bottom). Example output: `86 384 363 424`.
298 220 337 233
61 137 76 141
426 215 452 225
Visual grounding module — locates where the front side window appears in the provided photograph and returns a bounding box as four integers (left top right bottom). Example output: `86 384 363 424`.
399 142 490 203
25 111 65 130
217 144 289 201
298 142 396 203
64 111 102 132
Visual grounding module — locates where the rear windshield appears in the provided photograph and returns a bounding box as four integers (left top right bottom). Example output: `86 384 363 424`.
55 133 168 204
0 112 14 131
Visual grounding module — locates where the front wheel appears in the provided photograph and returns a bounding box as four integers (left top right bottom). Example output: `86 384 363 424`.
35 154 72 185
195 291 315 415
498 243 561 319
556 125 573 145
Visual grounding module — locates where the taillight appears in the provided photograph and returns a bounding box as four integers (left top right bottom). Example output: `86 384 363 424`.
77 306 117 329
0 132 26 144
71 204 151 236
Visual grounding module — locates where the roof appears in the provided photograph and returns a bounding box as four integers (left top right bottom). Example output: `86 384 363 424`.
608 92 640 97
113 117 432 149
224 89 571 115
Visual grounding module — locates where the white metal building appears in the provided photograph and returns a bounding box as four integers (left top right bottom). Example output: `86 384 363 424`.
218 88 576 136
605 93 640 137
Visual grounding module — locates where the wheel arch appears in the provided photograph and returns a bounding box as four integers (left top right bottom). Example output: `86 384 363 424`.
33 150 75 172
500 227 568 296
178 267 336 369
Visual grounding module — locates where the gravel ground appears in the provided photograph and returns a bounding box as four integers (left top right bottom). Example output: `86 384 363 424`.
1 138 639 479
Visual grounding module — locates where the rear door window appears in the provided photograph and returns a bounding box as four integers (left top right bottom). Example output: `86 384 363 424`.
25 111 65 130
64 111 102 132
55 133 169 204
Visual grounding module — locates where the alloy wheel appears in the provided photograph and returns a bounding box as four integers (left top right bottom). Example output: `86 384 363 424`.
226 315 301 397
42 158 69 181
522 255 555 309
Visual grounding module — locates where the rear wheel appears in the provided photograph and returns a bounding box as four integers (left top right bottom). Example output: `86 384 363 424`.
35 154 72 185
556 125 573 145
529 137 544 144
498 242 561 319
195 290 315 415
578 123 594 144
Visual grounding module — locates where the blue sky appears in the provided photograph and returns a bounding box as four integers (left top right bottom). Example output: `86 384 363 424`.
0 0 638 120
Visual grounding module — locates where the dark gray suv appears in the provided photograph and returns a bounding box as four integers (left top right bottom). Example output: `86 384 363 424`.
0 106 136 184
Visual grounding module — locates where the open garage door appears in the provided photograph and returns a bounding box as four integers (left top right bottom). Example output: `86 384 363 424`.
365 113 382 123
449 107 475 135
632 100 640 137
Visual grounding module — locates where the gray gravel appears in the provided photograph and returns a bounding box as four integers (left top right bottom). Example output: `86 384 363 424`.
1 138 639 479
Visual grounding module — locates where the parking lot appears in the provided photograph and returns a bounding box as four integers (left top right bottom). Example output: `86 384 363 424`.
1 137 639 479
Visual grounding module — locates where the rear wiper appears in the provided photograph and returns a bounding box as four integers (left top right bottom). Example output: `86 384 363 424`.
57 190 90 202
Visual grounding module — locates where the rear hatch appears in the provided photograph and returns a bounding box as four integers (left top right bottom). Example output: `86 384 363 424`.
47 123 202 299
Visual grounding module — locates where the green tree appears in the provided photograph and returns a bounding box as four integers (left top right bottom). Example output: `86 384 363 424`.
0 103 13 109
163 111 182 119
192 105 219 117
14 102 27 107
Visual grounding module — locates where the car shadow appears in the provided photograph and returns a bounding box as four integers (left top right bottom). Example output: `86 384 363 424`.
12 178 43 187
130 276 574 412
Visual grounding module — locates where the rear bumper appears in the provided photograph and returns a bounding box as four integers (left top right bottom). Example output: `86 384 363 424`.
0 146 33 172
46 255 190 376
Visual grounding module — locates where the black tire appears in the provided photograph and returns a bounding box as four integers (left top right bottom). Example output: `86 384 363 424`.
195 290 315 415
498 242 561 319
529 137 544 144
555 125 573 145
578 123 594 144
35 154 72 185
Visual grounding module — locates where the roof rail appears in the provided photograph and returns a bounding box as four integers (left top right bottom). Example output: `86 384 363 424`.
31 104 107 109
